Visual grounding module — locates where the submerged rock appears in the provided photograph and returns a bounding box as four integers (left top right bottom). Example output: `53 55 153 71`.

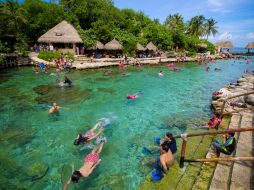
33 84 92 104
0 125 35 146
25 162 49 181
97 88 116 94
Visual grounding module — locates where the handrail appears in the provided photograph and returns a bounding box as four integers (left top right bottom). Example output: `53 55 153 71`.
177 127 254 168
220 91 254 117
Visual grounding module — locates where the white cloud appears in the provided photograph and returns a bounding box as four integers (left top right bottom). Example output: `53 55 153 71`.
208 0 222 7
247 33 254 39
219 32 232 40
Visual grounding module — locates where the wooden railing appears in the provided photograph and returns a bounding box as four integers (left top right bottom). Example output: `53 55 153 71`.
174 127 254 168
174 91 254 167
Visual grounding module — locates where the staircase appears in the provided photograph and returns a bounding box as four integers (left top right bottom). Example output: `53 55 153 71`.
209 112 254 190
138 112 254 190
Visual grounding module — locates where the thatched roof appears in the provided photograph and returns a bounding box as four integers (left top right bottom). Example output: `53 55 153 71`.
146 42 158 51
87 41 104 50
199 43 207 49
246 42 254 49
104 38 123 50
136 43 146 51
215 42 224 47
38 20 82 43
215 41 233 49
223 41 233 49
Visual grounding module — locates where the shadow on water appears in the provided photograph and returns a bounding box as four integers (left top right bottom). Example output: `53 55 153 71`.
33 84 92 104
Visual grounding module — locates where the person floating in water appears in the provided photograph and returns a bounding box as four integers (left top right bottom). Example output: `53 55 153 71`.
201 114 222 129
63 141 105 190
64 76 72 86
49 102 60 114
127 93 139 99
151 142 175 181
206 66 210 72
74 121 104 145
212 132 236 157
158 71 164 77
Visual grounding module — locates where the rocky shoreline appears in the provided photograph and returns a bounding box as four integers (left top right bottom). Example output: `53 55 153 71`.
28 52 231 70
212 74 254 115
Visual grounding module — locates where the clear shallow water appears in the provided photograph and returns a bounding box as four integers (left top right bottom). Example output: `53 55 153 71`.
0 58 254 190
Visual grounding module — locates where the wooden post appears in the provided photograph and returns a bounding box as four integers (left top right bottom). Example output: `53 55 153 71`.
180 139 187 168
184 157 254 163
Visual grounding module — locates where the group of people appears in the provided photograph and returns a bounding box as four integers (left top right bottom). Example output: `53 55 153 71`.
64 120 108 190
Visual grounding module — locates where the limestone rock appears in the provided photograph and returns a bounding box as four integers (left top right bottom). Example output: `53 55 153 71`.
237 78 247 83
244 94 254 106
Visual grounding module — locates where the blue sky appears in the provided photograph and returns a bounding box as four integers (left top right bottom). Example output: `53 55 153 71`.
114 0 254 47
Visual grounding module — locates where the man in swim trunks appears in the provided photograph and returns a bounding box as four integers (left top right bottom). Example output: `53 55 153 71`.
48 102 60 114
74 121 104 145
156 142 175 176
212 132 236 157
63 141 105 190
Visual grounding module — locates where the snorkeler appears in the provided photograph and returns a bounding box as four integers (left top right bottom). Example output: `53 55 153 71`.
158 71 164 77
49 102 60 114
74 122 104 146
64 76 72 86
63 142 105 190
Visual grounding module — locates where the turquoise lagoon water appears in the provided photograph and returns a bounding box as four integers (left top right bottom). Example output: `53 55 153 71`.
0 58 253 190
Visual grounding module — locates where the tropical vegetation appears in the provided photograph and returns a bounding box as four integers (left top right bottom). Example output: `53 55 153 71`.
0 0 218 56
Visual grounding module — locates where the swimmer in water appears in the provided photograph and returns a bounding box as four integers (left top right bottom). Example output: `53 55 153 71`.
63 141 105 190
74 122 104 145
127 92 141 99
158 71 164 77
49 102 60 114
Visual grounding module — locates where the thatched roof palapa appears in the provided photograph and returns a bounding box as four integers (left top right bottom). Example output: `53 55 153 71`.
199 43 207 49
104 38 123 50
38 20 82 43
136 43 146 51
246 42 254 49
215 41 233 49
87 41 104 50
223 41 233 49
146 42 158 51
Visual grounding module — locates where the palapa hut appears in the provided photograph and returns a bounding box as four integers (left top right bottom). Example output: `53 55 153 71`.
215 41 233 53
104 38 123 58
145 42 158 57
136 43 146 58
86 41 104 58
246 42 254 53
198 43 207 53
38 20 82 54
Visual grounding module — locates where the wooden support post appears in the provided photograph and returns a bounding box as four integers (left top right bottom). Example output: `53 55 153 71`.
180 139 187 168
220 100 226 118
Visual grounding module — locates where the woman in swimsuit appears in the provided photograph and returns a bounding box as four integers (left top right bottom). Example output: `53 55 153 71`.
74 122 104 145
63 142 105 190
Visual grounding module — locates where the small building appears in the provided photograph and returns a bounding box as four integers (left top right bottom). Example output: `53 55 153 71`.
215 41 233 53
136 43 146 58
37 20 82 54
246 42 254 53
104 38 123 58
86 41 104 58
145 42 158 57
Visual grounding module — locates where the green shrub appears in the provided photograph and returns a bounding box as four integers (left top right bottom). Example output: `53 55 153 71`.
14 34 29 56
64 52 74 61
0 55 6 64
38 51 61 61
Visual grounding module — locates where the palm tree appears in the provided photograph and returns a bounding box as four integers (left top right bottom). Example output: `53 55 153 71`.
187 15 206 38
0 0 27 35
164 13 185 31
204 18 218 39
